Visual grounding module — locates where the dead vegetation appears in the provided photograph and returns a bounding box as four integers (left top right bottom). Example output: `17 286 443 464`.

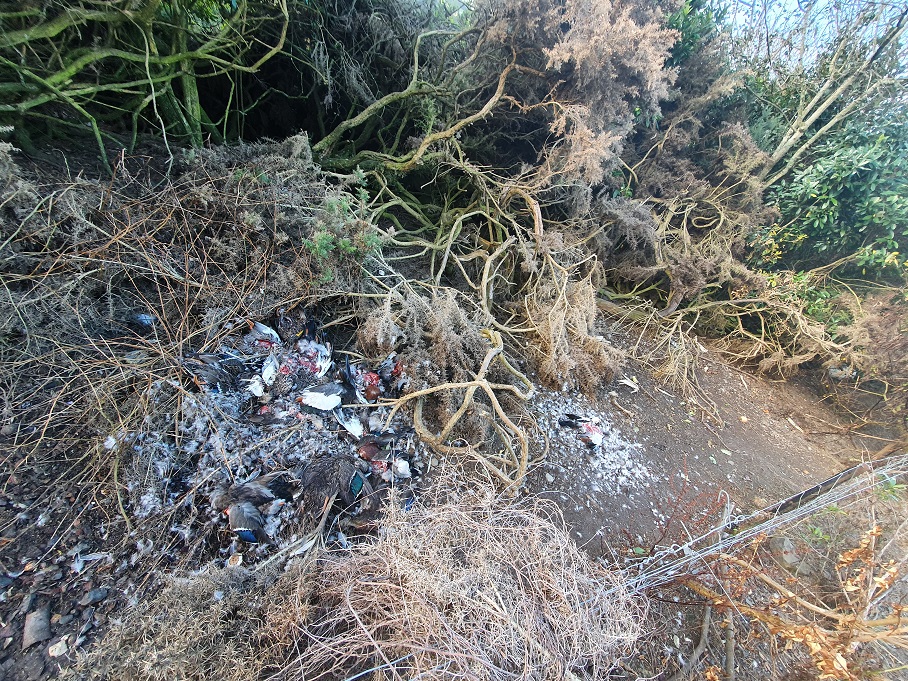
597 453 907 681
1 135 362 455
1 133 905 680
686 487 908 680
0 129 635 501
1 1 905 678
77 481 644 681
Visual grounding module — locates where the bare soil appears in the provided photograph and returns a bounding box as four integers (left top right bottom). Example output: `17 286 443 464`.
522 311 901 556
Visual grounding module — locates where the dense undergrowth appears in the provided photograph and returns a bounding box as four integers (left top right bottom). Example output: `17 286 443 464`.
1 0 907 679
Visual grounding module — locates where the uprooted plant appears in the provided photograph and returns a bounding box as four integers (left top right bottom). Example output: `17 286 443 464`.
1 0 687 494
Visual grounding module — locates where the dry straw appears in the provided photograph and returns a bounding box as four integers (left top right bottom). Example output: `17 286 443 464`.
79 481 644 681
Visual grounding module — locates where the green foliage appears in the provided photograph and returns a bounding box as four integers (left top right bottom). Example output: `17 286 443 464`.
765 272 853 334
750 116 908 277
742 73 807 153
415 98 440 137
666 0 722 67
303 191 384 282
0 0 288 159
875 474 906 502
806 524 831 543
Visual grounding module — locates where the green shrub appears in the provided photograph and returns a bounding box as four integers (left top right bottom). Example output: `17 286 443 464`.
751 116 908 277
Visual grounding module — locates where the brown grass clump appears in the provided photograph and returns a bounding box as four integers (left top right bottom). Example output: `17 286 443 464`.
525 272 623 394
833 289 908 426
295 485 643 679
75 566 290 681
79 482 643 680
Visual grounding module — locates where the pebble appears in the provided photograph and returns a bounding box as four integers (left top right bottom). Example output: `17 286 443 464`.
544 473 555 483
48 636 69 658
20 593 36 614
79 587 108 606
22 605 51 650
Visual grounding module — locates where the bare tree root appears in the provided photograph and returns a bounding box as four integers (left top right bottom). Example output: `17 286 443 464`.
386 329 536 490
365 152 624 396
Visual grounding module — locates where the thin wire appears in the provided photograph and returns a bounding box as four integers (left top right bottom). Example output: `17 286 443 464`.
601 453 908 597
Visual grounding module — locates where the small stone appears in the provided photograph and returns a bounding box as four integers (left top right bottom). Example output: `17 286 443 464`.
48 636 69 658
769 536 800 567
57 614 74 627
20 593 36 614
22 605 51 650
544 473 555 483
79 588 108 606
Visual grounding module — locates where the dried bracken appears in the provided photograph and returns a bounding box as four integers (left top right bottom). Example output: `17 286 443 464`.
290 484 643 679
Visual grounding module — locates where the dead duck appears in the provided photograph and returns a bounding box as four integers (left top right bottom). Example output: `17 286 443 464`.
558 413 606 449
209 472 294 543
298 452 374 522
182 352 246 391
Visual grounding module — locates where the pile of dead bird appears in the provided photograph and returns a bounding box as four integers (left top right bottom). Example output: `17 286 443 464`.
182 312 418 555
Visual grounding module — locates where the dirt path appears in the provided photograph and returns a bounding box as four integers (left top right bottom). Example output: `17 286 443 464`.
525 339 877 555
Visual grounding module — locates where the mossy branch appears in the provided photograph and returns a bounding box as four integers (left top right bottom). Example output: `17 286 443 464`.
0 7 115 49
312 29 463 157
0 54 110 172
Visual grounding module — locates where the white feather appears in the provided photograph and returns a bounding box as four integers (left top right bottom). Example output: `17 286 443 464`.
334 409 364 438
261 353 280 386
392 458 412 479
243 375 266 397
300 386 343 411
251 321 281 344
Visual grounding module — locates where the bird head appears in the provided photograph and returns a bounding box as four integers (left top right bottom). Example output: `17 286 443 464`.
208 483 230 511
